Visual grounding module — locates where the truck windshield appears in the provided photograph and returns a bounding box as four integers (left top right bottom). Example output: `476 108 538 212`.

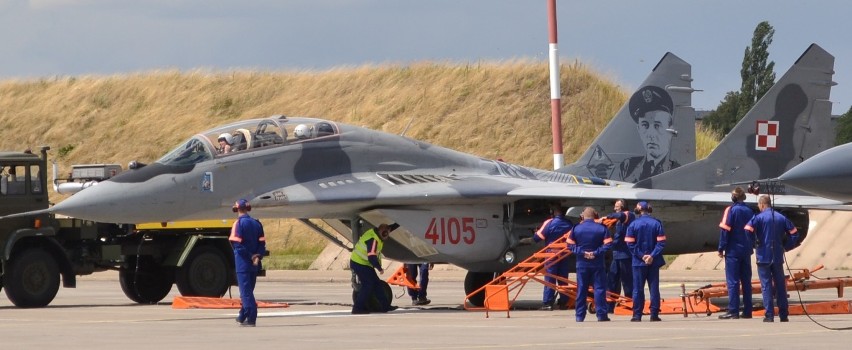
156 137 213 166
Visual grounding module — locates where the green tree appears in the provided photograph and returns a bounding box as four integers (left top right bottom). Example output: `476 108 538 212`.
701 91 741 135
836 105 852 145
702 21 776 135
740 21 776 112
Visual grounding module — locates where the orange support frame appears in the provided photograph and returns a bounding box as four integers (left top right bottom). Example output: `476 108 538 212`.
463 235 709 317
386 265 419 291
683 264 852 316
484 284 511 318
464 236 576 317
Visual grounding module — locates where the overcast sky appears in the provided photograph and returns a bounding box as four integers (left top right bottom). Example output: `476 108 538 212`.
1 0 849 114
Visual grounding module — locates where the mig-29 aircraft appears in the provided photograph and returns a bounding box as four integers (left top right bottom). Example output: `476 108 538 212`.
19 44 840 302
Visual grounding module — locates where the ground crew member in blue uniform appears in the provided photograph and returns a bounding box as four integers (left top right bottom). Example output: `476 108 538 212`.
520 205 573 310
350 223 399 314
602 199 634 313
717 187 756 319
229 199 266 327
567 207 612 322
745 195 799 323
406 262 431 305
625 201 665 322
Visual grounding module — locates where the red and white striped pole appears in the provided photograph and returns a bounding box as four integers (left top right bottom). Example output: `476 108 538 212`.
547 0 563 170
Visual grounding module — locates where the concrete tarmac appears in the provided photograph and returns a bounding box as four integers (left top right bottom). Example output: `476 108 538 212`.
1 269 851 349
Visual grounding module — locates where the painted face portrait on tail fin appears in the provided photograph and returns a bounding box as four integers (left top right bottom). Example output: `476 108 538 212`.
619 86 679 182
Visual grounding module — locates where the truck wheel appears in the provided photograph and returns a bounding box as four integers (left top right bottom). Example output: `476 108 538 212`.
176 246 229 297
4 248 60 308
119 256 174 304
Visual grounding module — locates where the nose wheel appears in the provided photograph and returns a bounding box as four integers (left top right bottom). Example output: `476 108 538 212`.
464 271 495 307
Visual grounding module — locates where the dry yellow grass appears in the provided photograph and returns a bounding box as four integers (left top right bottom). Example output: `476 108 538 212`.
0 61 626 169
696 123 721 159
0 61 717 262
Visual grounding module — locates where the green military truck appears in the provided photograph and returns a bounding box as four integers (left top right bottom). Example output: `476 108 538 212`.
0 147 241 307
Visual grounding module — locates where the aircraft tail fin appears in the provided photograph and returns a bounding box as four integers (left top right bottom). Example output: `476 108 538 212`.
557 52 696 182
635 44 836 192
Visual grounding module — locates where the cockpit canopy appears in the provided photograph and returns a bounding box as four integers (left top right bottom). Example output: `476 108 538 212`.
156 115 339 166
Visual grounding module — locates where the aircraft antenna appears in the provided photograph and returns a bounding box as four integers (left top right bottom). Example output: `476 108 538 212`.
400 115 416 137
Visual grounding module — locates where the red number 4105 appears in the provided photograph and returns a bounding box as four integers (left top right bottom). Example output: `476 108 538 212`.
424 217 475 245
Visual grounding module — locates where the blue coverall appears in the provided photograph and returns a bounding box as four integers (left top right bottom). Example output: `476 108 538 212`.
567 219 612 321
406 263 429 302
229 214 266 326
745 208 799 321
718 202 756 317
604 210 635 312
625 214 666 320
533 215 573 308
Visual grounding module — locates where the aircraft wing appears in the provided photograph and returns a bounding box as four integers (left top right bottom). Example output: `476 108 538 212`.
251 170 846 215
508 186 847 209
251 172 546 209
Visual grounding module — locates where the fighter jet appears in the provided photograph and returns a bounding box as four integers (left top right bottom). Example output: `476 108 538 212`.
773 142 852 203
15 44 841 302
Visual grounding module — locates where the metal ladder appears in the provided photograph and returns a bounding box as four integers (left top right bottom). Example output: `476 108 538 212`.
463 235 578 317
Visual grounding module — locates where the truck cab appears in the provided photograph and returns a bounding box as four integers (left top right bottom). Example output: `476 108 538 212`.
0 150 48 213
0 147 243 308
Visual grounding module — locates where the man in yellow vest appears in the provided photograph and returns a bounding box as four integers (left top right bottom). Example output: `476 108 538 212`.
351 223 399 314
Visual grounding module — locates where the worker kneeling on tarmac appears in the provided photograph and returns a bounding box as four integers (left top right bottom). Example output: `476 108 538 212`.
350 223 400 314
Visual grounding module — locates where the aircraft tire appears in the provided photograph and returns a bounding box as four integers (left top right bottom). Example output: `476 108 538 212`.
120 255 174 304
4 248 60 308
464 271 494 307
176 246 229 297
351 280 393 312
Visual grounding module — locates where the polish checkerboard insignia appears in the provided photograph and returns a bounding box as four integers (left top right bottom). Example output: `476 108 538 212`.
755 120 779 151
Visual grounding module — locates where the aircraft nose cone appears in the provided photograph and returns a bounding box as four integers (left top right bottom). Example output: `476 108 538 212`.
779 143 852 202
51 182 128 222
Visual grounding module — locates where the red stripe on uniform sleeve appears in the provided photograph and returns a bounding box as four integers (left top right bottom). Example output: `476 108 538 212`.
624 237 636 243
535 218 552 240
228 221 242 242
718 206 732 230
367 240 378 256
